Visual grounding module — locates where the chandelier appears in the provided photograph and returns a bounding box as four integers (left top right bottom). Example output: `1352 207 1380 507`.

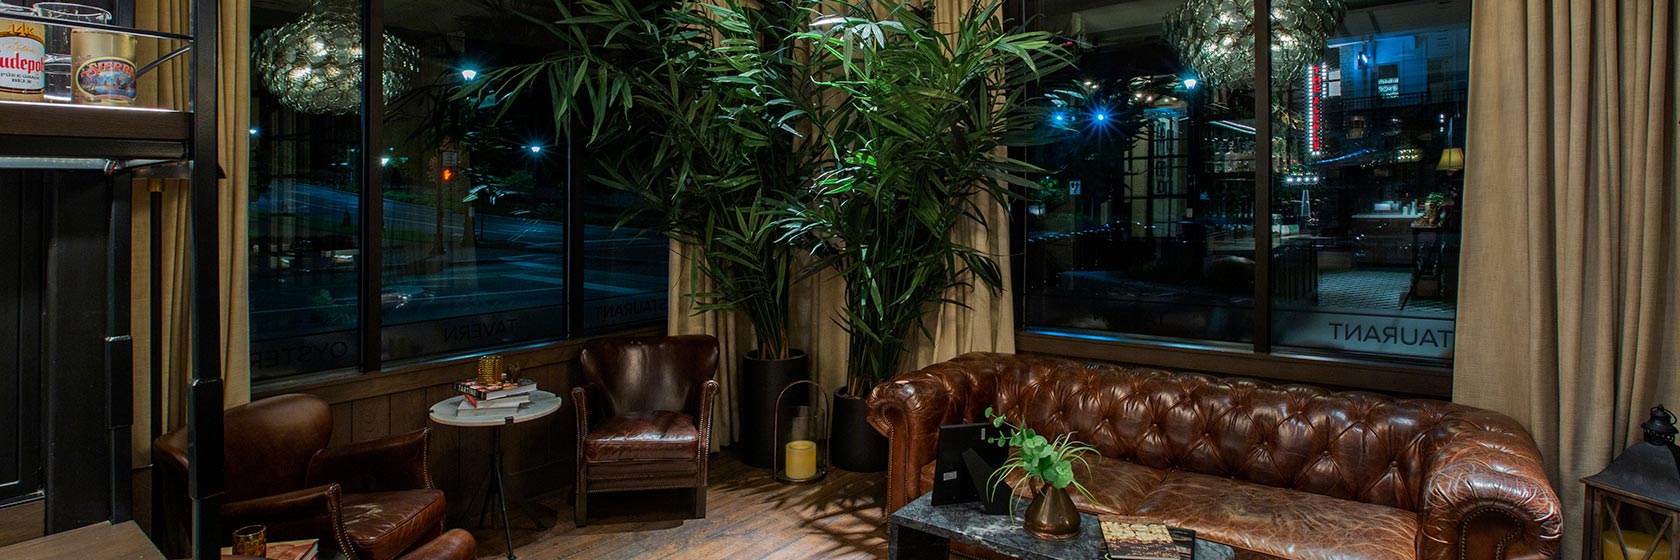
254 0 421 114
1163 0 1344 90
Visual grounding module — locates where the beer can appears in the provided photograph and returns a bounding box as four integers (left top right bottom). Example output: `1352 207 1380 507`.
0 5 44 102
71 29 135 105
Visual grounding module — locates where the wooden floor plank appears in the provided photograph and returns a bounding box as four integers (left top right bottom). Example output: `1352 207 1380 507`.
0 521 164 560
473 452 888 560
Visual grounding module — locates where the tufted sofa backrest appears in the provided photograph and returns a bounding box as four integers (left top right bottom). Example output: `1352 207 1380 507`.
926 352 1531 513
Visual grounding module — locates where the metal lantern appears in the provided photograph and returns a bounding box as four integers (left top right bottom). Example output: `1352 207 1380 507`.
1583 405 1680 560
773 380 830 484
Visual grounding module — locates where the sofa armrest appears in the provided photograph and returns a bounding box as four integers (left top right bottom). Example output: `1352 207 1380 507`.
1415 414 1563 560
307 428 433 492
397 528 477 560
223 483 356 555
867 356 1007 511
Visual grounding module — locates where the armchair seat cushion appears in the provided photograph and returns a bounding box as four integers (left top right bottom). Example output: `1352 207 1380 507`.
1132 471 1417 560
584 411 699 462
342 489 446 560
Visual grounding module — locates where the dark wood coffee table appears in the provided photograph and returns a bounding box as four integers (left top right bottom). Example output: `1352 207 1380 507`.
888 493 1235 560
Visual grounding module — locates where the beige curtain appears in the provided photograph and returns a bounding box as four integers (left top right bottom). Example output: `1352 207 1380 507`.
1455 0 1679 557
129 0 253 464
671 0 1016 449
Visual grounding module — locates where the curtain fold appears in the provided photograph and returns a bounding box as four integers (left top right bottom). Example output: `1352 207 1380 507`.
1456 0 1678 556
129 0 252 464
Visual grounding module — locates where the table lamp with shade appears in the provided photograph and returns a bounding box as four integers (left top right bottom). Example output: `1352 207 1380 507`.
1436 147 1464 172
1582 405 1680 560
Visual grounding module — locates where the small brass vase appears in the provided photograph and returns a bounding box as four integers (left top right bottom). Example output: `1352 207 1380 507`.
1023 483 1081 541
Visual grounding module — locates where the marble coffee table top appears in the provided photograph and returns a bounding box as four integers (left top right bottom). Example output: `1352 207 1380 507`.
889 493 1235 560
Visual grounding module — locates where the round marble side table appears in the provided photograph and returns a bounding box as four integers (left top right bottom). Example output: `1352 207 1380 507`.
428 390 561 560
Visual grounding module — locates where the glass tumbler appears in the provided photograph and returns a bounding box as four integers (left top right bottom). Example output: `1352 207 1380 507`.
30 2 109 102
231 524 267 557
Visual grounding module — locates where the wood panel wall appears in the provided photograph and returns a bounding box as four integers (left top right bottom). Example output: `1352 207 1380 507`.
254 326 661 522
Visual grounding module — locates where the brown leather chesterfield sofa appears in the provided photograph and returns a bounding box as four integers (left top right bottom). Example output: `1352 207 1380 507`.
867 353 1562 560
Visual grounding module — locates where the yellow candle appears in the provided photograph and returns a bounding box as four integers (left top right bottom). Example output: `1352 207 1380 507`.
784 440 817 480
1603 530 1672 560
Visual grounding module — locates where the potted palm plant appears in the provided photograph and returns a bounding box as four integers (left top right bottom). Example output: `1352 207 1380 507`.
462 0 845 467
780 0 1069 471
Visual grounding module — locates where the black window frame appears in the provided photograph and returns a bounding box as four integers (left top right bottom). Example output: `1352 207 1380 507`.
1006 0 1461 392
248 0 664 383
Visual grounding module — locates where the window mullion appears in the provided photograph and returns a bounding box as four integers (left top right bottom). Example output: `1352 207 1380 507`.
359 0 385 372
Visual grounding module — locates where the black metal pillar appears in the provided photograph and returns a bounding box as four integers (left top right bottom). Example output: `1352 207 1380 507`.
360 0 385 372
1251 0 1273 354
188 0 225 551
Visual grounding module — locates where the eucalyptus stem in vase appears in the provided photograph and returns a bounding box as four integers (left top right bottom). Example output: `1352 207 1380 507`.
983 407 1102 540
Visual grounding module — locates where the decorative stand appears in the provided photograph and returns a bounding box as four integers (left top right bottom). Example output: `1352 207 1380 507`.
429 390 562 560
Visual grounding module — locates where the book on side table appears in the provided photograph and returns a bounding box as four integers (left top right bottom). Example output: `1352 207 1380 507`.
220 538 319 560
1100 516 1196 560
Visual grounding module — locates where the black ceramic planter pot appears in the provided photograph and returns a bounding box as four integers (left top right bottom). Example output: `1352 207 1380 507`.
736 349 809 468
830 388 888 472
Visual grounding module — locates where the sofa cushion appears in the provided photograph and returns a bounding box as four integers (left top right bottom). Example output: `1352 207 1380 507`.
917 453 1169 516
342 489 445 560
1132 470 1417 560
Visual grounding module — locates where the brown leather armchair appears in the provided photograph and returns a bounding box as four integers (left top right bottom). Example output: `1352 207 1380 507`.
574 334 719 526
155 394 446 560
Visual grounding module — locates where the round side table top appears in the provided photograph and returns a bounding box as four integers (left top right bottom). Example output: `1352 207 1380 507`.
428 390 561 427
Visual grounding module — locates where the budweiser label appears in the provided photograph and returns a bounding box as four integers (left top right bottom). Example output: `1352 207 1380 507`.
0 18 44 100
72 30 135 105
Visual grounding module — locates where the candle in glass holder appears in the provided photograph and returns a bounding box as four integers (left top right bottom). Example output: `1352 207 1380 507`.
231 524 266 557
1603 530 1671 560
784 440 816 480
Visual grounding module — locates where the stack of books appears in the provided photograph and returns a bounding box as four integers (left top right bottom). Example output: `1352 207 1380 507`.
454 378 538 418
1100 516 1197 560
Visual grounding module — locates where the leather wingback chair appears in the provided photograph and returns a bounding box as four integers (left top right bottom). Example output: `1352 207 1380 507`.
155 394 446 560
574 334 719 526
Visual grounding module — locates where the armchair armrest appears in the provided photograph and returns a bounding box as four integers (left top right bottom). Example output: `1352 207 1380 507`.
696 379 719 466
1415 411 1563 560
574 383 607 472
397 529 477 560
306 428 433 493
222 484 355 555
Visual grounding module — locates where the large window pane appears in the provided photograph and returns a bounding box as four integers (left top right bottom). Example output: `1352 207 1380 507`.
1268 0 1468 363
379 0 569 361
1021 2 1256 343
247 0 365 379
581 180 668 331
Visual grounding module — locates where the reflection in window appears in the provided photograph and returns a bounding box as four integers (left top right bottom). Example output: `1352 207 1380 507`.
581 178 668 332
248 0 669 381
247 0 365 378
1270 1 1469 363
1019 0 1469 366
379 1 569 361
1021 2 1257 343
